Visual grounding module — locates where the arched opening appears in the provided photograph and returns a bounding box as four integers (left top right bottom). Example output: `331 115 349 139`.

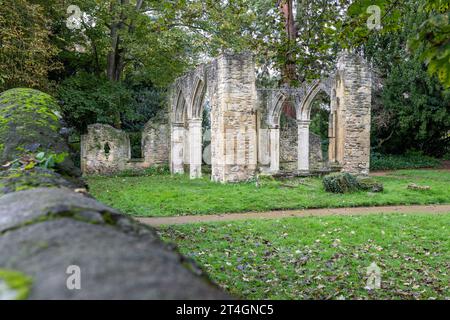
188 78 206 179
202 98 212 175
171 89 187 174
104 142 111 158
279 98 298 173
308 90 331 171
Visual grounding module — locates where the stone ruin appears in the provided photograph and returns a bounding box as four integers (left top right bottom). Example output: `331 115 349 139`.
80 120 170 175
170 51 372 183
81 52 372 182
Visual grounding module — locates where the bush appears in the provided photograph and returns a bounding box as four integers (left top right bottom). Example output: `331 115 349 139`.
57 72 135 132
370 152 441 171
57 73 167 134
322 173 361 194
356 176 384 193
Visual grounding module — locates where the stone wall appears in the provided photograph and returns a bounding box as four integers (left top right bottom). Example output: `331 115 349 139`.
142 121 170 166
81 120 170 175
171 51 372 179
335 53 372 175
0 88 227 299
279 121 324 172
81 124 131 174
171 52 257 183
279 118 298 171
211 53 257 182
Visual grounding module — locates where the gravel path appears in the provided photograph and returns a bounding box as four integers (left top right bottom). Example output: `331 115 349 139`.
136 204 450 226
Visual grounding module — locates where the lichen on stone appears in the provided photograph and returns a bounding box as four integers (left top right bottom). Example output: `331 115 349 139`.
0 269 33 300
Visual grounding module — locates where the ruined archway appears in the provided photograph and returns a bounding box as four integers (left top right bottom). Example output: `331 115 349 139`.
170 52 258 183
259 53 372 176
169 52 372 182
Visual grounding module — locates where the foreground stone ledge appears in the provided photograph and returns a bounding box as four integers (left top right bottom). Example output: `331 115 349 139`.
0 87 229 299
0 186 228 299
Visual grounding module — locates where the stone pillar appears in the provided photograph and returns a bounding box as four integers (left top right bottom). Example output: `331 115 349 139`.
171 123 184 174
210 52 257 183
328 111 336 164
335 53 372 175
269 126 280 173
297 120 311 172
188 118 203 179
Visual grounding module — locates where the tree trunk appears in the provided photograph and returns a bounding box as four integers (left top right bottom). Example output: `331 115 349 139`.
279 0 298 87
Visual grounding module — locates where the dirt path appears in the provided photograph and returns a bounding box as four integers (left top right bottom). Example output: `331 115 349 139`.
136 204 450 226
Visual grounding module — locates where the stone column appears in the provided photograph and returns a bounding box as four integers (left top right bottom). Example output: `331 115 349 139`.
189 118 203 179
335 53 372 175
210 52 258 183
171 123 184 174
328 112 336 164
297 120 311 172
269 126 280 173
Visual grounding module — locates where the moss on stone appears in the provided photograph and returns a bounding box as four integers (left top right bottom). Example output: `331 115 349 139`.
0 89 63 161
0 269 33 300
0 167 84 195
0 88 78 176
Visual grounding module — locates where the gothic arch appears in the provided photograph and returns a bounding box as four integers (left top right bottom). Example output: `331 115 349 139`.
189 77 207 119
173 86 187 124
298 80 331 121
267 91 288 127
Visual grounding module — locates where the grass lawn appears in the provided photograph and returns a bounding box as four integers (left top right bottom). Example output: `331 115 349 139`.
86 169 450 217
160 213 450 300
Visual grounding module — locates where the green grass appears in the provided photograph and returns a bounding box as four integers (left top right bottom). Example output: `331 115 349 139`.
159 213 450 300
86 169 450 217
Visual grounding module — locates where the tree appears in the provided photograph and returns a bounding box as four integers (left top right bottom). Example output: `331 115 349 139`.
339 0 449 90
409 1 450 89
338 0 450 156
380 57 450 156
0 0 61 92
249 0 349 87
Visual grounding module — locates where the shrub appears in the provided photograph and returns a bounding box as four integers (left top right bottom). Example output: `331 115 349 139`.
370 152 441 171
356 177 384 193
57 73 167 134
322 173 360 194
57 72 135 133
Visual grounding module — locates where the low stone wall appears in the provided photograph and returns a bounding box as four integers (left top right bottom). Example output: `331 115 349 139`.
81 124 131 174
81 121 170 175
0 88 227 299
142 122 170 166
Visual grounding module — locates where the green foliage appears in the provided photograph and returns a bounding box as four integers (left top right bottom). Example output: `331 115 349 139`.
34 152 67 170
160 213 450 299
355 1 450 157
128 132 142 159
408 1 450 89
370 152 441 171
253 0 347 84
57 72 134 132
0 269 33 300
322 173 361 194
57 72 167 133
356 176 384 192
113 165 171 178
0 0 61 92
380 58 450 156
340 0 449 90
87 170 450 217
